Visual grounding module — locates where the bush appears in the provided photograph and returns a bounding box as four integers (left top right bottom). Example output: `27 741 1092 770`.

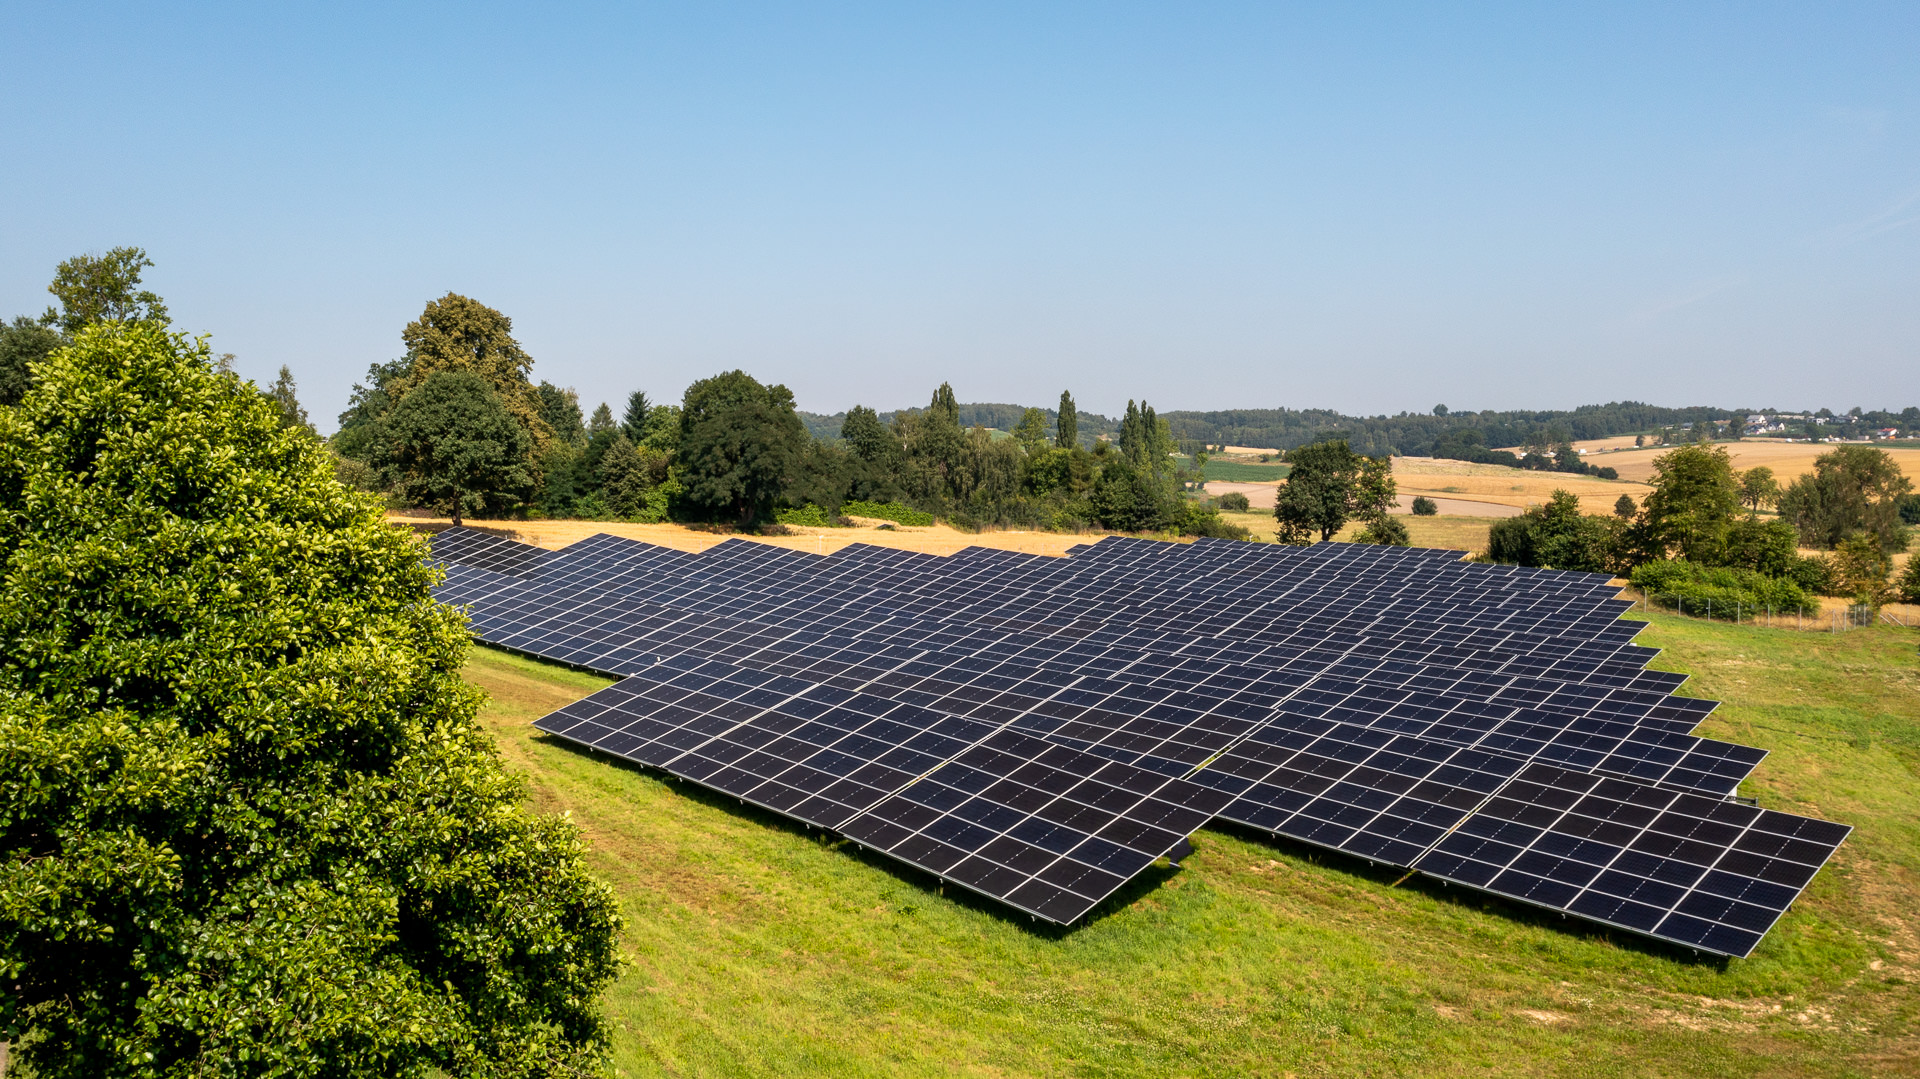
1784 553 1837 596
1629 559 1818 618
775 503 838 527
1897 552 1920 603
1410 496 1438 516
1179 503 1252 540
1595 466 1619 480
1353 515 1411 546
842 499 935 526
1217 491 1252 511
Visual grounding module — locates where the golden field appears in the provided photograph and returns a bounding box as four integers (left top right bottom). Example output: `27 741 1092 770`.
1391 457 1649 515
1582 440 1920 485
389 514 1100 557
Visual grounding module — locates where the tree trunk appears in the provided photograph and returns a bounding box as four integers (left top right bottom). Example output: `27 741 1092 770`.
450 488 463 527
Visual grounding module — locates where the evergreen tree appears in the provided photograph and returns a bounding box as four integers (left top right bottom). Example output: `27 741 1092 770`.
1055 390 1078 449
622 390 652 443
266 363 313 433
536 381 587 447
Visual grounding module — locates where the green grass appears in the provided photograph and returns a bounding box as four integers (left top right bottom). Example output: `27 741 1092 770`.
1186 457 1291 482
467 616 1920 1077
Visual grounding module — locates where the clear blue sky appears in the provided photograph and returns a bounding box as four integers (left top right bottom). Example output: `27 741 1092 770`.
4 3 1916 428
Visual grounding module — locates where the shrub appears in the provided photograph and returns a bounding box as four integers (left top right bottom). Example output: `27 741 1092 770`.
1217 491 1252 511
1179 503 1252 540
1410 496 1438 516
842 499 935 526
1784 553 1837 596
775 503 838 527
1353 515 1411 546
1831 532 1894 604
1897 552 1920 603
1629 559 1818 618
1595 466 1619 480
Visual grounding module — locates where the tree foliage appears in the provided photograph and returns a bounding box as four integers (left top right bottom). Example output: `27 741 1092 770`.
1485 490 1620 572
40 246 170 334
1273 440 1392 543
0 316 63 406
1778 445 1914 552
377 370 537 525
0 323 620 1077
677 370 807 525
266 363 314 434
1055 390 1078 449
1634 442 1740 563
392 293 550 450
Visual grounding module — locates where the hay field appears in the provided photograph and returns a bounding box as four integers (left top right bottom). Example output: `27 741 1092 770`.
1592 441 1920 485
1393 457 1649 515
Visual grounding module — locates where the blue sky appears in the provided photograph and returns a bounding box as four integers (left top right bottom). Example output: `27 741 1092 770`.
4 3 1916 428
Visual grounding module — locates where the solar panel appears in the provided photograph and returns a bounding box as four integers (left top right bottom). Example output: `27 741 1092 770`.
429 526 1848 954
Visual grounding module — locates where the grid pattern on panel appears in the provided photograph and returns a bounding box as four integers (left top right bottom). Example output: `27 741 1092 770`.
429 527 1849 952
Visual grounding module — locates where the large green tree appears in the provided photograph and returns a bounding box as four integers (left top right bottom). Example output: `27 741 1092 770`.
1055 390 1078 449
1778 444 1914 552
377 370 538 525
677 369 807 525
1273 440 1392 543
392 293 551 450
0 323 620 1077
40 245 170 334
1633 442 1741 563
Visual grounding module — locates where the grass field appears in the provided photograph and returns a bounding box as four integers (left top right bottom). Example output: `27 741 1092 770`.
465 611 1920 1077
1199 459 1292 482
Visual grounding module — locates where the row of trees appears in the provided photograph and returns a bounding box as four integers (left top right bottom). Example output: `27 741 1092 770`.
0 251 623 1074
320 294 1248 536
1483 438 1917 605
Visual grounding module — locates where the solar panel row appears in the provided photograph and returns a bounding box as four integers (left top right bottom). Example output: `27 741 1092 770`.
428 526 1848 956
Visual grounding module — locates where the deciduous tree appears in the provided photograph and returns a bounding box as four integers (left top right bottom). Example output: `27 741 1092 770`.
677 369 807 525
1778 445 1913 552
378 370 537 524
0 323 620 1078
40 245 169 333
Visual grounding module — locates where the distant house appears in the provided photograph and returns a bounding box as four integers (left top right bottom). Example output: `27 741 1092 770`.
1873 428 1900 440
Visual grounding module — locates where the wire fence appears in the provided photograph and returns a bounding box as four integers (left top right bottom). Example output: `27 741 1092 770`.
1631 593 1908 633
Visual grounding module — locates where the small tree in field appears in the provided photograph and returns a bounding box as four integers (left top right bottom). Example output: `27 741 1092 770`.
0 324 620 1077
379 369 537 524
1410 495 1437 516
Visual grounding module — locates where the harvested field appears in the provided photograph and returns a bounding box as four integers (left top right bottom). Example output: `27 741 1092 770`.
1393 457 1649 515
1589 441 1920 485
1204 481 1520 519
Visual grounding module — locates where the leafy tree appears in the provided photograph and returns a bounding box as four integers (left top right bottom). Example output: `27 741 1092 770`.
1056 390 1078 449
378 370 537 525
1614 493 1637 519
537 381 587 447
1273 440 1390 543
1410 495 1438 516
1737 466 1780 516
0 316 63 405
1896 552 1920 604
841 404 897 464
1722 517 1801 577
1778 445 1914 552
1830 533 1894 605
1634 442 1740 564
392 293 550 450
677 369 807 525
0 323 620 1077
332 358 408 461
1485 490 1618 572
266 363 314 434
40 245 169 334
622 390 653 443
1218 491 1252 511
1013 406 1048 453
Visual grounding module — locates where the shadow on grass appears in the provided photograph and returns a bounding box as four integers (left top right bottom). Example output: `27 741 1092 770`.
535 731 1183 938
1204 819 1730 969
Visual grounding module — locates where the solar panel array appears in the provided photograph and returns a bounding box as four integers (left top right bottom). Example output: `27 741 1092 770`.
428 525 1849 957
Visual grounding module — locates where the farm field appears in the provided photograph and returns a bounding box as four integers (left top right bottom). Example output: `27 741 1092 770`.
391 514 1099 558
1215 509 1497 553
1584 441 1920 486
465 611 1920 1078
1392 457 1650 516
1198 458 1291 482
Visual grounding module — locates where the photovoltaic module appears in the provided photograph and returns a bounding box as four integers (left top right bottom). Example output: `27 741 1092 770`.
429 526 1848 958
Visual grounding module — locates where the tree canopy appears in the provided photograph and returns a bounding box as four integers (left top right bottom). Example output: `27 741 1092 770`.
1778 445 1914 552
393 293 550 450
377 369 538 525
0 323 620 1077
1273 440 1393 543
677 369 807 525
40 245 170 334
1055 390 1078 449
